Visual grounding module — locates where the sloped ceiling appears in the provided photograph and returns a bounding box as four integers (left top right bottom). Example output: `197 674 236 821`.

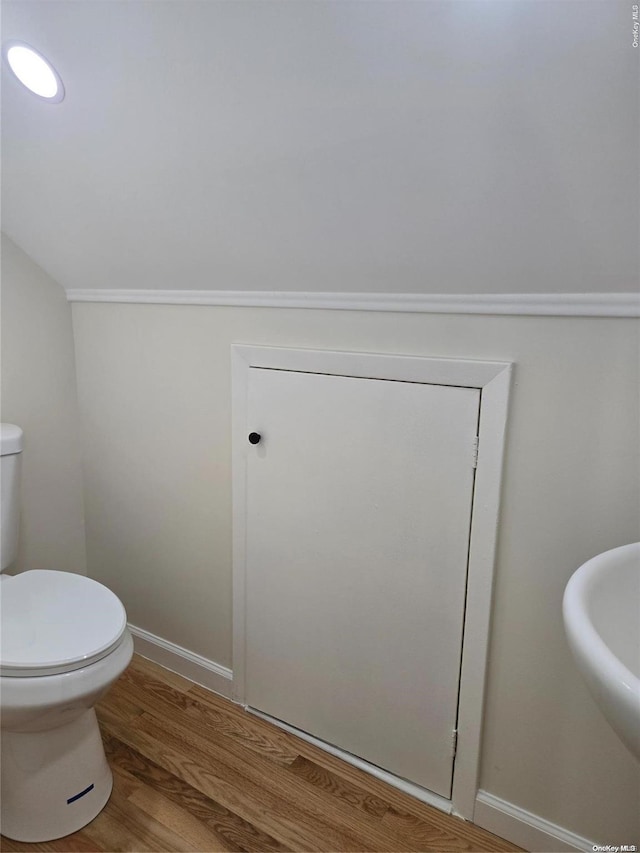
1 0 637 295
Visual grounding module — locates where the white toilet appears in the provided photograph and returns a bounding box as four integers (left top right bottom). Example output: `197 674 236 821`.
0 424 134 843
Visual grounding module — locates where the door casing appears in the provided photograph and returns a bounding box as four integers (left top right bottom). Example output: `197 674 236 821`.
231 344 512 820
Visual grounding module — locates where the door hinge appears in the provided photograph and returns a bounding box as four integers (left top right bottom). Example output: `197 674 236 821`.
451 728 458 757
472 435 479 469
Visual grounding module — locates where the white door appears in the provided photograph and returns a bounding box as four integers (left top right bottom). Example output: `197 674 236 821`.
244 367 479 798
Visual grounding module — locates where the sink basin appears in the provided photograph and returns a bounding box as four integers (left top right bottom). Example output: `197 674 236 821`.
563 542 640 760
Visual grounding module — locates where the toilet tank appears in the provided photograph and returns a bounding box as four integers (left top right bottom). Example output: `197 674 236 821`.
1 424 23 572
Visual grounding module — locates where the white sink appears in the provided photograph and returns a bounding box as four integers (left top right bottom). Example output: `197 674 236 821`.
563 542 640 760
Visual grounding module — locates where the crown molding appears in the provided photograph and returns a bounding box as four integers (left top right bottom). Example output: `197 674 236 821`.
65 290 640 317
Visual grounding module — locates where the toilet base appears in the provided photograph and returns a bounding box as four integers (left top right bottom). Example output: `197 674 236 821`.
1 708 113 842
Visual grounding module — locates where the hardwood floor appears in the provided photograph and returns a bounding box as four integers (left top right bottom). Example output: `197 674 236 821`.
1 655 522 852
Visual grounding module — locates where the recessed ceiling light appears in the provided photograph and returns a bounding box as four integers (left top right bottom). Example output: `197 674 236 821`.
2 41 65 103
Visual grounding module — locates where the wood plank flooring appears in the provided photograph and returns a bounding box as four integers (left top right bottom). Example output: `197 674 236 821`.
1 655 522 853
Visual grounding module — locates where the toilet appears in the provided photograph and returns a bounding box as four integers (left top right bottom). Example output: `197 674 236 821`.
0 424 134 843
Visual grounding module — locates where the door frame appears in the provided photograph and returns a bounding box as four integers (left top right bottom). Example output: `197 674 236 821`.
231 344 512 821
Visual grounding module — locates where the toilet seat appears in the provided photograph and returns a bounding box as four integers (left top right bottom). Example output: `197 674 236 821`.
0 570 128 677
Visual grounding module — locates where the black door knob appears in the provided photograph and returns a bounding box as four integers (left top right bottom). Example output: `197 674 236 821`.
248 432 261 445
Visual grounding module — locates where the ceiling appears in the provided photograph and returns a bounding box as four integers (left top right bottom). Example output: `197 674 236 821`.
1 0 637 295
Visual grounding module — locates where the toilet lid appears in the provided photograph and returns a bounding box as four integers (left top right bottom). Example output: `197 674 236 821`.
0 570 127 676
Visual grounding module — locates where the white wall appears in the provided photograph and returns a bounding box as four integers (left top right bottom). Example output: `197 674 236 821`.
71 302 640 845
1 233 86 575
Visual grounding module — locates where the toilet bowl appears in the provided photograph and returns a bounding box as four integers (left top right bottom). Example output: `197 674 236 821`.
0 424 134 842
0 570 134 842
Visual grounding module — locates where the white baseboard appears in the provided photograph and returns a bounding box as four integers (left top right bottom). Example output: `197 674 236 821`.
474 790 595 853
127 623 233 699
